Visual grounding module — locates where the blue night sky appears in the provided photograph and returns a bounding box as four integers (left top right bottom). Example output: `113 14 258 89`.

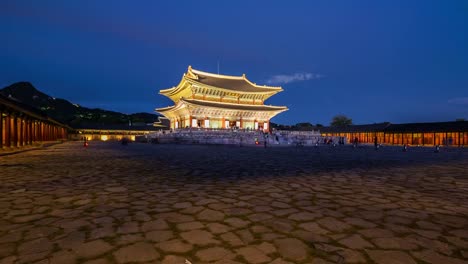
1 0 467 125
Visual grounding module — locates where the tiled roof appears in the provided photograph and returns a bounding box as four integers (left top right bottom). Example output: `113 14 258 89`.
189 68 282 93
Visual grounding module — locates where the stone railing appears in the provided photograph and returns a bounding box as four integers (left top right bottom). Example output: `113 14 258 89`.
140 129 343 146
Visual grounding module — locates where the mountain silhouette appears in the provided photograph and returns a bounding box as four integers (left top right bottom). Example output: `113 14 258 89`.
0 82 163 127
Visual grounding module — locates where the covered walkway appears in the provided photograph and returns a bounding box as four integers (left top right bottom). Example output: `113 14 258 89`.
0 94 68 150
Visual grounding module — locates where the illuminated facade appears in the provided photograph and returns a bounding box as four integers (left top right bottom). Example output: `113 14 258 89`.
156 66 288 131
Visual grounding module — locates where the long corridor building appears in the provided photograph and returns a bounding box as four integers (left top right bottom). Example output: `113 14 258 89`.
1 94 68 149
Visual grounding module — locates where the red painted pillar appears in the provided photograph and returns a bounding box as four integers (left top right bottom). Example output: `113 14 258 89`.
29 120 33 145
5 114 10 147
19 118 24 146
40 122 43 141
13 115 18 147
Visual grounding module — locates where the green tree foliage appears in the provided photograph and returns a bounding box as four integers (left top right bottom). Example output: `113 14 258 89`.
330 115 352 127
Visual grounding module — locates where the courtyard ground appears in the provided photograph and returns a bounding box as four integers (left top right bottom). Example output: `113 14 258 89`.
0 142 467 263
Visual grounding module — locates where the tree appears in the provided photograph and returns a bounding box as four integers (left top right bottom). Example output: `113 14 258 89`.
330 115 352 127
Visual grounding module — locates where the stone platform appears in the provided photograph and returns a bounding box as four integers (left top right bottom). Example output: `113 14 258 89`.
0 142 467 263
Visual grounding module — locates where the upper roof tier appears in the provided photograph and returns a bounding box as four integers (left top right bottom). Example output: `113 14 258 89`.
160 66 283 100
188 66 282 93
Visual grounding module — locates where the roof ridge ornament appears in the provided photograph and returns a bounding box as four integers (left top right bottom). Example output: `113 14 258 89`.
186 65 198 79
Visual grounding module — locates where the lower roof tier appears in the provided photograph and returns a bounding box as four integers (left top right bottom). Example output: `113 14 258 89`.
156 98 288 121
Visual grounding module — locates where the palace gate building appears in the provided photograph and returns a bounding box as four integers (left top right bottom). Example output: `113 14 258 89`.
156 66 288 131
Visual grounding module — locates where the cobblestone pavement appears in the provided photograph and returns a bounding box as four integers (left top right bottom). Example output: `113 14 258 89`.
1 142 467 264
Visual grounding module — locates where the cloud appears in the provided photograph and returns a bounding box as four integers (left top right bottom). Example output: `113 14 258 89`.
448 97 468 105
266 73 323 85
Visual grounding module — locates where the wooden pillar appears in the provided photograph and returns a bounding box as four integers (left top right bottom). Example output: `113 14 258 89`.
43 123 46 141
222 117 225 129
40 122 44 141
29 120 33 145
41 123 44 141
5 114 11 147
33 122 37 142
19 118 24 146
24 119 28 145
12 115 18 147
240 118 243 129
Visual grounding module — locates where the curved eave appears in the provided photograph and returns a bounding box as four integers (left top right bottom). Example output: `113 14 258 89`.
159 76 188 97
185 77 281 96
155 105 177 113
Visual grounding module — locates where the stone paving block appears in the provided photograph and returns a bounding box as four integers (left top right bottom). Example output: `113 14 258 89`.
71 239 113 258
177 221 204 231
372 237 419 250
207 222 231 234
195 247 235 262
160 255 188 264
113 242 159 263
298 222 329 234
366 250 416 264
411 250 466 264
82 258 111 264
220 232 244 247
237 246 272 264
117 221 139 234
116 234 144 245
316 217 352 232
255 241 276 255
358 228 395 238
141 219 169 231
156 239 193 253
46 250 77 264
338 234 375 249
273 238 309 262
197 209 224 221
17 237 53 256
288 212 320 221
180 230 220 246
225 217 250 228
337 249 366 263
236 229 255 244
145 230 174 242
